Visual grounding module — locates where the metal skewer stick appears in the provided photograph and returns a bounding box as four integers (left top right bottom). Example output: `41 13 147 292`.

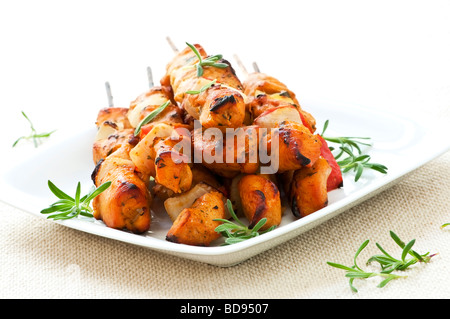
105 81 114 107
252 62 261 73
233 54 249 77
166 36 179 53
147 66 154 88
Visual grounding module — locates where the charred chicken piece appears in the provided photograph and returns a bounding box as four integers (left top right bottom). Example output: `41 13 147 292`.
262 120 322 173
166 191 226 246
93 107 136 164
238 174 282 230
91 144 152 234
192 125 260 178
288 157 331 218
152 164 226 201
93 129 137 165
243 72 316 132
127 86 184 129
253 105 302 129
130 122 193 193
164 182 219 222
96 107 132 131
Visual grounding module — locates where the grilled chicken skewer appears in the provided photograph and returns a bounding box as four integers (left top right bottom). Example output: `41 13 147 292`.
92 71 191 233
91 82 152 233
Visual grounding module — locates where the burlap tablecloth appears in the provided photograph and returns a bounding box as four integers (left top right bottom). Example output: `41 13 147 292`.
0 0 449 299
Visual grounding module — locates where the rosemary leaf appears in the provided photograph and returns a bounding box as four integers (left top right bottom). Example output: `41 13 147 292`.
213 199 276 245
321 119 388 181
186 42 228 77
134 101 170 136
185 79 217 95
13 111 56 148
41 181 111 220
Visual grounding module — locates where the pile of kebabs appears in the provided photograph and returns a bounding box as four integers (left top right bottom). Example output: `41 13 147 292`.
90 42 343 246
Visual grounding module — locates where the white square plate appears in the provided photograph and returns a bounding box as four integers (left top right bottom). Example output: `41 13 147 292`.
1 101 449 267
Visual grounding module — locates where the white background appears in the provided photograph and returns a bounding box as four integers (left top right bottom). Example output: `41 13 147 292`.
1 0 449 152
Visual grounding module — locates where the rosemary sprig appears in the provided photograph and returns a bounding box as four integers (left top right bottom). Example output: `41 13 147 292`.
337 147 388 182
327 231 436 293
134 100 170 136
13 111 56 148
214 199 276 245
185 79 217 95
321 119 388 181
327 240 404 293
186 42 228 77
41 180 111 220
367 231 435 273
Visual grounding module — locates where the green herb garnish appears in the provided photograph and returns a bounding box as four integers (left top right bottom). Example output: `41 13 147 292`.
336 147 388 182
214 199 276 245
41 180 111 220
321 119 388 181
442 223 450 229
134 100 170 136
185 79 217 95
13 111 56 148
327 231 436 293
186 42 228 77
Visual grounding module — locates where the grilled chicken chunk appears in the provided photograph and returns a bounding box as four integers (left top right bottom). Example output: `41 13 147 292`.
130 123 193 193
91 144 152 234
192 125 260 178
96 107 132 130
166 191 226 246
164 182 218 222
288 157 331 218
93 107 136 164
238 174 281 230
243 72 316 132
93 129 137 165
127 86 184 128
260 120 322 173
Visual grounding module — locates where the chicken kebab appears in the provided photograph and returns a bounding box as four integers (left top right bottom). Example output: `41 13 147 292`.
88 42 342 246
91 83 188 234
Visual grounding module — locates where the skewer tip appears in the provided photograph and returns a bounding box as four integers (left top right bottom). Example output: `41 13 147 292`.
233 54 248 76
147 66 154 88
105 81 114 108
166 36 179 53
252 62 260 73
